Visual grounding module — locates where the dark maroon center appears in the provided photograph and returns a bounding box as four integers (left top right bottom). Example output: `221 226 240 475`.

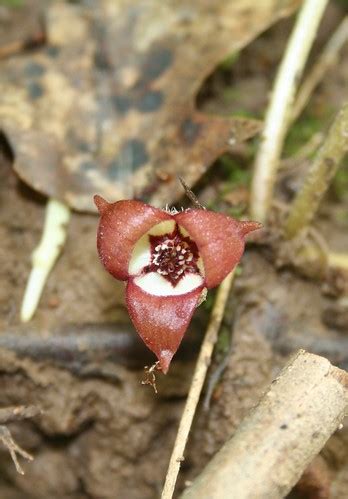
144 224 200 286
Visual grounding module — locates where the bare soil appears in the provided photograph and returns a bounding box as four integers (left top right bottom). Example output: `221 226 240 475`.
0 2 347 498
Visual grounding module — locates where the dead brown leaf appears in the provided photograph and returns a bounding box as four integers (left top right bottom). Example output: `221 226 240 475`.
0 0 301 212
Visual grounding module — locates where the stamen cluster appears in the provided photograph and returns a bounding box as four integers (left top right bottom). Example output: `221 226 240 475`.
146 225 199 285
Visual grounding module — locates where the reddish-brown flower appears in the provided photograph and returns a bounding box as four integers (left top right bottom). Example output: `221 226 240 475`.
94 195 261 373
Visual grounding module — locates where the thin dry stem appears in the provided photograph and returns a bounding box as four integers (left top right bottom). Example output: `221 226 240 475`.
0 405 42 425
0 405 40 475
250 0 329 223
284 104 348 239
291 16 348 123
141 361 160 394
161 271 235 499
0 426 34 475
178 176 206 210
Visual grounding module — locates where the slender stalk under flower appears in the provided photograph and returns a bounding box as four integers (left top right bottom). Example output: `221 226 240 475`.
284 104 348 240
161 271 235 499
250 0 329 223
20 199 71 322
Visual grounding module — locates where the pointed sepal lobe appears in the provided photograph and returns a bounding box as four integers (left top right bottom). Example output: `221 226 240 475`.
126 279 204 373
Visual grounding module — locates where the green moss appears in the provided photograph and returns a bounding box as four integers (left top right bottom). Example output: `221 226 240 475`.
1 0 24 6
283 113 324 157
219 52 240 71
334 0 348 6
202 289 216 313
206 155 252 217
221 87 242 104
232 109 258 119
219 155 251 185
332 165 348 201
226 205 246 218
215 325 231 356
234 266 243 277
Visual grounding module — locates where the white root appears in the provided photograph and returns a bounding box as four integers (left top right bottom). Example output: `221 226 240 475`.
20 198 71 322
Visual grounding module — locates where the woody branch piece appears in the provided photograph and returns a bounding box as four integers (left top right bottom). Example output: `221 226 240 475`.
284 104 348 239
181 350 348 499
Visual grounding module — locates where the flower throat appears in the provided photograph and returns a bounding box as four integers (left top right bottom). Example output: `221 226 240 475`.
144 225 200 286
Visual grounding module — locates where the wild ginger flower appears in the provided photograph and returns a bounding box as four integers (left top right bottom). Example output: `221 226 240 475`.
94 195 261 373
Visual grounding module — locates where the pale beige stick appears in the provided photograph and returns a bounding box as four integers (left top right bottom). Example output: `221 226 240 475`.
250 0 329 223
328 252 348 270
291 16 348 124
161 271 235 499
181 350 348 499
284 103 348 239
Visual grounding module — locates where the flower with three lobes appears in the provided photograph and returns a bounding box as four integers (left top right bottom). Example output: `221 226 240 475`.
94 195 261 374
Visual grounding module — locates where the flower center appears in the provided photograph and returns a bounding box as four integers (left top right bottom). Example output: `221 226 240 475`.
145 225 200 286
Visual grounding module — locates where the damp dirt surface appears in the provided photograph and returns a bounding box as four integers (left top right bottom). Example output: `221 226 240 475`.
1 167 348 499
0 2 348 499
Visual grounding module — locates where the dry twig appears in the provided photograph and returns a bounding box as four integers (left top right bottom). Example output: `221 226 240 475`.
0 405 41 475
0 426 34 475
291 16 348 123
250 0 329 223
141 361 160 394
178 176 206 210
181 350 348 499
161 271 235 499
0 405 41 425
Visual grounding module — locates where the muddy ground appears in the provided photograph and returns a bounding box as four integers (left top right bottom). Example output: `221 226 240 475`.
0 1 348 498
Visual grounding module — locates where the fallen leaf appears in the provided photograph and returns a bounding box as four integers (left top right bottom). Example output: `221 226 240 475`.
0 0 301 212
